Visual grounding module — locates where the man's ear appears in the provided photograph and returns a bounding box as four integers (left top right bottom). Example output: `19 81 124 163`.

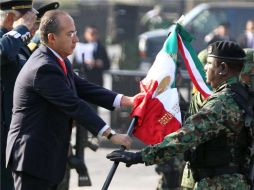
219 62 229 75
47 33 55 43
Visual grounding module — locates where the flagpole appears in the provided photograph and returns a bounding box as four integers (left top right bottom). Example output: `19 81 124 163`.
101 116 138 190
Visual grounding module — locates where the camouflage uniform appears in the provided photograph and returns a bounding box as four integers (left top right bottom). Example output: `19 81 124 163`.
240 48 254 86
141 76 249 189
155 157 184 190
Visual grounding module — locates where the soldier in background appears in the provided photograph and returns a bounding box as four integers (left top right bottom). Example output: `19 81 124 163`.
0 1 37 189
237 20 254 49
156 157 184 190
240 48 254 87
204 23 235 45
181 49 207 189
107 41 251 189
1 1 59 189
140 5 171 30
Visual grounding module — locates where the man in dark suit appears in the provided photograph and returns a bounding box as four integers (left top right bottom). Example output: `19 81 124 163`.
237 20 254 49
6 10 134 190
82 25 110 86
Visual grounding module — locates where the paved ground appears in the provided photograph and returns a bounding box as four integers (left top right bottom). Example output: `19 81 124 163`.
69 147 160 190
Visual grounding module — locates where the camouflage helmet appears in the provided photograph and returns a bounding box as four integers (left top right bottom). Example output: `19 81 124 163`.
240 48 254 86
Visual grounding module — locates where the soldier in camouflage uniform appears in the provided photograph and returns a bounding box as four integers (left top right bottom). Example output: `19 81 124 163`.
240 48 254 87
107 41 250 189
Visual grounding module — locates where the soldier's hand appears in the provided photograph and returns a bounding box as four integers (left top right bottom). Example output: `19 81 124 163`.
106 150 143 167
109 134 132 150
13 11 37 31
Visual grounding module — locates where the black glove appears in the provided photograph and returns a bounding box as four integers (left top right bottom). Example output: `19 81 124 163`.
106 150 144 167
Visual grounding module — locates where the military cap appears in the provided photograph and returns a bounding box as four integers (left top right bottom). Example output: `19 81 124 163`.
0 0 33 11
198 49 207 66
37 2 59 19
207 41 246 61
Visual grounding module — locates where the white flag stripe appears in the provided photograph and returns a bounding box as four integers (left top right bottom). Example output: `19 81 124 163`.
178 36 212 96
143 50 176 89
156 88 182 123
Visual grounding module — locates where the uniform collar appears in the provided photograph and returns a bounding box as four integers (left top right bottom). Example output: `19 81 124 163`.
214 76 239 93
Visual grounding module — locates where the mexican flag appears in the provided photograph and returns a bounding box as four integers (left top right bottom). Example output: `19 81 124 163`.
131 23 212 145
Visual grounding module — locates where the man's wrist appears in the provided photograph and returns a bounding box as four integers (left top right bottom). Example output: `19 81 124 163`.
107 130 116 140
103 128 116 140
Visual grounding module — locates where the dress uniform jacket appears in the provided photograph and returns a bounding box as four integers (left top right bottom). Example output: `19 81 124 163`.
1 24 33 190
6 44 118 184
1 25 31 135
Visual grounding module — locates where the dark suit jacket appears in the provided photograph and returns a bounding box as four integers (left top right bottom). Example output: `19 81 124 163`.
6 44 117 184
81 41 110 86
237 33 248 48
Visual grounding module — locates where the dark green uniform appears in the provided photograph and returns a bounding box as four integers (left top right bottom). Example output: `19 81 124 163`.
141 77 249 189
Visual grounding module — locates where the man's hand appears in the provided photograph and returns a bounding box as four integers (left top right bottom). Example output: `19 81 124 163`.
106 150 143 167
109 134 132 150
84 60 95 69
13 11 37 31
120 92 146 108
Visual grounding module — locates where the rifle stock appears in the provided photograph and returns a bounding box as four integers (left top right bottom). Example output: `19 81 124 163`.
72 122 99 186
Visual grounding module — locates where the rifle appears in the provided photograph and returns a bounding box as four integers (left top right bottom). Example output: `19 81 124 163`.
69 122 99 186
249 72 254 189
0 77 4 189
230 80 254 189
69 52 101 186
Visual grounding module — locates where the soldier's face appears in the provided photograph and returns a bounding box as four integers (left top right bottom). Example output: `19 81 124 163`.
205 57 222 88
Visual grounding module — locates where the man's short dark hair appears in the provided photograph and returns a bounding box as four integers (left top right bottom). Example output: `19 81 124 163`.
39 10 67 44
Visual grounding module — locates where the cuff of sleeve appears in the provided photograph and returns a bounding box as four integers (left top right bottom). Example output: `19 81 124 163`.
135 152 144 164
113 94 123 108
98 124 110 137
5 25 31 44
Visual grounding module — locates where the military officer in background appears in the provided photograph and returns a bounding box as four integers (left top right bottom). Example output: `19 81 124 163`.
0 1 37 189
240 48 254 87
107 41 251 189
0 1 59 189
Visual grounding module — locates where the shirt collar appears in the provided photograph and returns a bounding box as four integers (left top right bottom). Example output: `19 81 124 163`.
46 46 64 62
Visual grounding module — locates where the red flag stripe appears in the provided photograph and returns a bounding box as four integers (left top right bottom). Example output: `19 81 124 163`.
177 35 210 98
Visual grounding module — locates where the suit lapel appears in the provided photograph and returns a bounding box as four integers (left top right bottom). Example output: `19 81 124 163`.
64 58 77 95
39 45 77 94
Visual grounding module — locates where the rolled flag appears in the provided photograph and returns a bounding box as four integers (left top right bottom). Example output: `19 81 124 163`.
131 31 182 145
